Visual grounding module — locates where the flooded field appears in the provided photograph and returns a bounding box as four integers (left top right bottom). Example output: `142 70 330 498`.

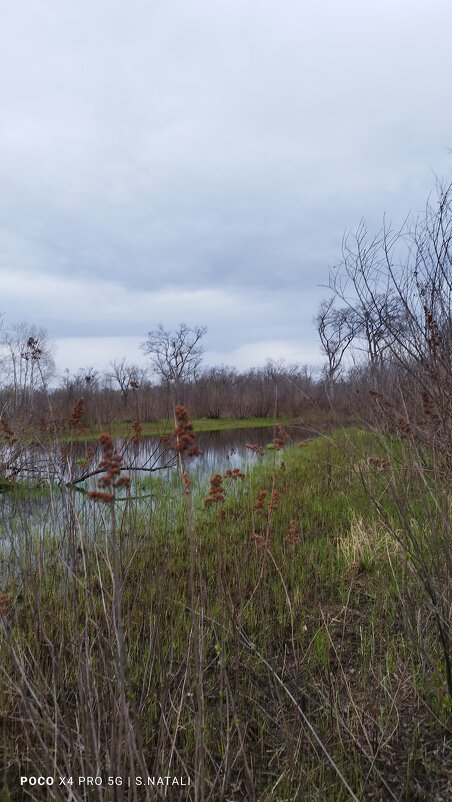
0 425 309 552
4 425 309 486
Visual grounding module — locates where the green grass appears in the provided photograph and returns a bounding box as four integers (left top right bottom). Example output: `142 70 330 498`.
61 416 299 442
0 426 450 801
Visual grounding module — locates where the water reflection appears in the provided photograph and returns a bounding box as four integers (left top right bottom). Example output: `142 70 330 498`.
0 426 308 545
8 426 303 485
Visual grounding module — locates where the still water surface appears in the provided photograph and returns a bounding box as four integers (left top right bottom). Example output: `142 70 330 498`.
0 426 310 548
12 426 306 484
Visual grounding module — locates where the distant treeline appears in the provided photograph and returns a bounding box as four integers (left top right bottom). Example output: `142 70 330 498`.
0 356 349 428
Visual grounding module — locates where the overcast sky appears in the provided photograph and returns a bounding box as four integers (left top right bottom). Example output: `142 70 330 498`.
1 0 451 378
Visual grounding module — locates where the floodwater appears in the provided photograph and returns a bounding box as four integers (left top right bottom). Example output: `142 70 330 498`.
6 425 308 486
0 426 311 555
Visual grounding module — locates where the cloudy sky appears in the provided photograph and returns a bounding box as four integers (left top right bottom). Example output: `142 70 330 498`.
1 0 451 379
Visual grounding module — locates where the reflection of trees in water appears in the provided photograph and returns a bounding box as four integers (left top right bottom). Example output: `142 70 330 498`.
0 427 307 546
192 427 278 473
94 426 303 478
66 427 300 482
7 426 306 485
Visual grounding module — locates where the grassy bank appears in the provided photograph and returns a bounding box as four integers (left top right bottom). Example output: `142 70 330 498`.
0 427 450 800
60 408 357 442
62 416 297 442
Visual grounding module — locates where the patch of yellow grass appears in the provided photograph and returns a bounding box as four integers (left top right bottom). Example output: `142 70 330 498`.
337 516 400 570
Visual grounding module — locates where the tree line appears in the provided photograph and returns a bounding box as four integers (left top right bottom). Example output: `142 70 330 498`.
0 320 330 428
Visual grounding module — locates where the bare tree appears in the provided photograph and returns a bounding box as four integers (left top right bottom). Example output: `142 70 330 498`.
70 366 100 391
329 183 451 418
105 358 146 404
0 323 55 407
327 178 452 700
141 323 207 398
195 365 238 418
315 300 357 400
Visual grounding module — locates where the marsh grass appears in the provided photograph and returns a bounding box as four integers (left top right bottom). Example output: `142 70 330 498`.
0 427 451 800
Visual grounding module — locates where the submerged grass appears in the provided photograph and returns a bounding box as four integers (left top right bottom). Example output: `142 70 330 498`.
0 427 451 800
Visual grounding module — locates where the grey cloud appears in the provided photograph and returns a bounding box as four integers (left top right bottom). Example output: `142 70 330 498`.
1 0 452 373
